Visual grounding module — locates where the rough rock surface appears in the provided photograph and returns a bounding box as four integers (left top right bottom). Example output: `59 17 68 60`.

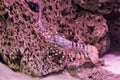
73 0 120 50
41 0 110 55
69 67 120 80
0 0 112 77
0 0 67 76
0 0 99 77
0 0 119 78
74 0 120 14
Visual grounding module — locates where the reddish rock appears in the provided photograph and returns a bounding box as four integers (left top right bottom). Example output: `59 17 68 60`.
2 0 120 77
73 0 120 14
0 0 99 76
41 0 110 55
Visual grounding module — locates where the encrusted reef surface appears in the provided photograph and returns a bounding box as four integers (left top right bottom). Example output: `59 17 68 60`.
0 0 98 76
73 0 120 49
0 0 68 76
41 0 110 55
74 0 120 14
0 0 119 77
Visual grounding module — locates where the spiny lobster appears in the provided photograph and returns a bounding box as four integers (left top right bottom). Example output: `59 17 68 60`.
38 6 99 67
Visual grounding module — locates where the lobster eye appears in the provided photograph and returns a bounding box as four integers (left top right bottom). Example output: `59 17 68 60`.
27 2 39 13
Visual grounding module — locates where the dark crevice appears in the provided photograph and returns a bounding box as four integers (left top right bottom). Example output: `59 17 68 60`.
75 3 98 14
61 9 68 16
25 0 39 13
88 26 95 34
3 12 9 20
103 12 120 50
0 53 6 64
22 13 30 21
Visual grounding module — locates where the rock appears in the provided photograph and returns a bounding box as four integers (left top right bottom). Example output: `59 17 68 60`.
0 0 67 76
0 0 99 77
72 0 120 50
41 0 110 55
73 0 120 14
